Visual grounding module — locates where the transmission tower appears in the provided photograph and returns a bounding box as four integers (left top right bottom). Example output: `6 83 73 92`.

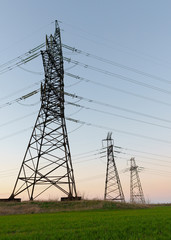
103 132 125 202
9 20 78 201
130 157 145 204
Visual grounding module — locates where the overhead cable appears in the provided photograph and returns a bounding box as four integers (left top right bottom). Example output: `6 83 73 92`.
66 117 171 144
0 89 39 109
66 101 171 130
1 88 171 129
65 91 171 124
62 43 171 85
64 57 171 96
116 146 171 160
65 72 171 107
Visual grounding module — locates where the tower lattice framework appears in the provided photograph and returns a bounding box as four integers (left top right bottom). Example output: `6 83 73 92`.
103 132 125 202
9 21 77 201
130 157 145 204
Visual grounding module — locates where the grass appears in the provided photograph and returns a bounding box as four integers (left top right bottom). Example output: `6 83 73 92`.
0 201 171 239
0 200 147 215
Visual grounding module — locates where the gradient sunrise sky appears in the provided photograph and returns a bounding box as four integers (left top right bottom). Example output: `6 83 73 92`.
0 0 171 203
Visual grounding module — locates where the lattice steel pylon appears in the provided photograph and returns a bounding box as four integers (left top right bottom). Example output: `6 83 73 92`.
130 157 145 204
103 132 125 202
9 21 78 201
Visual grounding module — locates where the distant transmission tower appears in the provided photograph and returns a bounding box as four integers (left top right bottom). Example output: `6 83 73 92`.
9 21 78 201
130 157 145 204
103 132 125 202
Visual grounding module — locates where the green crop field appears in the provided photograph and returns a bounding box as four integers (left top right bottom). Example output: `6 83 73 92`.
0 201 171 240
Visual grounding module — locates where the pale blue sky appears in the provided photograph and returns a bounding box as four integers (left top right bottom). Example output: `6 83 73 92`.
0 0 171 202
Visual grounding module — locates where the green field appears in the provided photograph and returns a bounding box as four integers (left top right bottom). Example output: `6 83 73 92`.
0 201 171 240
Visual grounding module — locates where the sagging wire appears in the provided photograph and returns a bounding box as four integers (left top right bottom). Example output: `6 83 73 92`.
65 72 171 107
67 106 84 117
68 123 84 134
0 111 37 128
65 79 82 88
0 89 39 109
17 101 40 107
66 117 171 144
63 57 171 96
18 65 43 75
62 43 171 85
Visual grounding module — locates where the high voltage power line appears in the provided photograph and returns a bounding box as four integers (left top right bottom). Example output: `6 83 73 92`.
0 127 32 141
65 72 171 107
118 152 171 167
0 44 44 75
0 111 37 128
0 38 170 145
1 21 171 201
0 51 40 73
2 68 171 110
71 145 171 163
114 157 171 177
2 40 170 86
0 43 44 69
0 149 170 177
60 20 171 69
73 146 171 164
66 117 171 144
1 41 171 97
66 101 171 130
1 41 171 121
62 44 171 85
71 148 105 157
0 80 42 102
65 92 171 124
119 151 171 164
0 151 171 180
1 84 171 125
1 109 170 165
134 159 171 169
0 139 170 184
0 89 39 109
18 65 43 75
118 146 171 159
64 57 171 96
1 88 171 137
0 113 171 148
1 88 171 133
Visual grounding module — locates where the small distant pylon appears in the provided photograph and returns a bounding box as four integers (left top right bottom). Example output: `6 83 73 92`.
103 132 125 202
130 157 145 204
